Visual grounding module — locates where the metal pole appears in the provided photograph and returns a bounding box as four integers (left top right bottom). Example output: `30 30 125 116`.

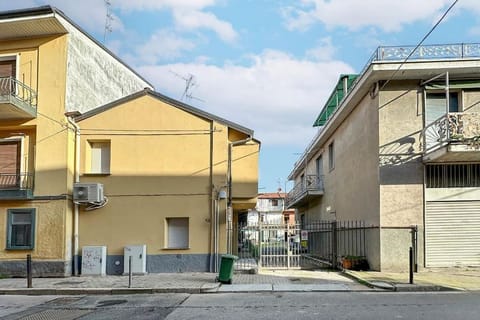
128 256 132 288
409 247 414 284
332 221 337 269
26 254 32 288
411 226 418 272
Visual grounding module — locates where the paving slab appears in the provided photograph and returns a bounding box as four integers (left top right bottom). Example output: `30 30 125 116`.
273 284 350 292
217 284 273 292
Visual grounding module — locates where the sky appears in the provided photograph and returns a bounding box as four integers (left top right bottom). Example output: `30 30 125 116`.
2 0 480 192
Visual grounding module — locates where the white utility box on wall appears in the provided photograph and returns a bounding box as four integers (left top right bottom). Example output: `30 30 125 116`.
81 246 107 276
124 244 147 275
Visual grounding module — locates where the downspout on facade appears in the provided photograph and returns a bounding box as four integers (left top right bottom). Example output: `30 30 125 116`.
67 117 80 276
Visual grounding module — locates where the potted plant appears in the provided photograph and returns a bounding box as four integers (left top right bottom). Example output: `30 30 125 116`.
341 256 369 271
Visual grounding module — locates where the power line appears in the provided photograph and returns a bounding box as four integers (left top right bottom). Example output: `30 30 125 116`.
379 0 459 91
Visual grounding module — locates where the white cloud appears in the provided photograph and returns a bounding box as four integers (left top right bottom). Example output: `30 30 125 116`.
0 0 120 32
283 0 458 32
0 0 236 44
136 29 196 64
173 9 237 43
137 49 354 146
114 0 217 11
306 37 336 61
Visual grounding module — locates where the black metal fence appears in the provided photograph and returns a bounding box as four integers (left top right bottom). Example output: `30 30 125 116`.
234 219 417 271
303 220 367 268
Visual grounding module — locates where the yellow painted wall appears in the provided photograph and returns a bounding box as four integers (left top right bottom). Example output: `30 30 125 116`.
231 138 259 202
77 94 259 256
0 200 67 260
0 35 72 264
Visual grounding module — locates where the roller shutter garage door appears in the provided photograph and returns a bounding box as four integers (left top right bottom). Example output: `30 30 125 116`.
425 201 480 267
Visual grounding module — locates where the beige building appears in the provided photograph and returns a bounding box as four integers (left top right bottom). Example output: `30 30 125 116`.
287 44 480 271
0 6 259 276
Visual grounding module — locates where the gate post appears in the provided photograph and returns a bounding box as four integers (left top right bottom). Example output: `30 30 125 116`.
287 223 290 269
258 221 262 269
331 221 338 269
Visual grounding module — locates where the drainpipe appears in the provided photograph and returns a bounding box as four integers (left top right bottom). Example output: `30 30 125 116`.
209 121 215 273
227 136 252 254
68 117 80 276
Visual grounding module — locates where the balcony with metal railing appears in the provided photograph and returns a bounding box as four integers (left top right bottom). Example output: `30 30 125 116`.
0 77 37 120
285 175 324 209
423 112 480 162
291 44 480 178
0 172 34 199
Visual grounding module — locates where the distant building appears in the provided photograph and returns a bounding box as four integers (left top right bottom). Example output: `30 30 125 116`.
246 192 295 225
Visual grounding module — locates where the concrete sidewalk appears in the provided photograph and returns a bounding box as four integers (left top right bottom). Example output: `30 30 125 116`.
2 268 479 295
0 269 369 295
345 267 480 292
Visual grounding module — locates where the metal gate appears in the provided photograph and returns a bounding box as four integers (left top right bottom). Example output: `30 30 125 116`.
235 222 302 270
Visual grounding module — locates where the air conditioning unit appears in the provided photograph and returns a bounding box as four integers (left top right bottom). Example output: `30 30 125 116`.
73 183 104 203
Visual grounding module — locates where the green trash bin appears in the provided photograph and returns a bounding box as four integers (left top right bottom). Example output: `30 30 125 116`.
216 254 238 284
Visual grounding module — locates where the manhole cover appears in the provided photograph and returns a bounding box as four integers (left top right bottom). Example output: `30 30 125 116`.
20 309 91 320
97 299 128 307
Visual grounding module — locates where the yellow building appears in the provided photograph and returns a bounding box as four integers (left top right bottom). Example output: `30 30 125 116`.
75 90 259 273
0 6 259 276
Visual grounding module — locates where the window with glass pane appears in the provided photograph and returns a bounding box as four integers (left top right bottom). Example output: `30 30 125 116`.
7 209 35 249
328 142 335 171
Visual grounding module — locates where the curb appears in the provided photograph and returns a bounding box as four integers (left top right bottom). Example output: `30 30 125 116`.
0 286 222 296
341 270 384 290
342 271 461 292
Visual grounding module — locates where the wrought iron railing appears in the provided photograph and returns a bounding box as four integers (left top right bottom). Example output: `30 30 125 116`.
0 76 37 109
0 172 34 190
286 175 323 208
423 112 480 153
376 43 480 61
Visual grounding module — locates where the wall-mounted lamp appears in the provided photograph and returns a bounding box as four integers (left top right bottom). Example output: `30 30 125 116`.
218 190 227 200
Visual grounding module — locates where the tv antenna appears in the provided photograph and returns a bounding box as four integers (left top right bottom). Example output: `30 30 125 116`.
170 70 204 102
103 0 114 43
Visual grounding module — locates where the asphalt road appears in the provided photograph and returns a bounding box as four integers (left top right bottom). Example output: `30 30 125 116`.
1 292 480 320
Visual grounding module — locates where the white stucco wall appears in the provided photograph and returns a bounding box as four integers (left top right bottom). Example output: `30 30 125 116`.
58 15 153 113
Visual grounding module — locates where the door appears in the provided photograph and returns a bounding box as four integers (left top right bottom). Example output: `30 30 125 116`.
425 201 480 267
0 59 16 95
0 141 21 188
424 92 458 149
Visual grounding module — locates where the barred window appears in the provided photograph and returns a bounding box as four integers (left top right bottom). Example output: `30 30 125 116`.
426 164 480 188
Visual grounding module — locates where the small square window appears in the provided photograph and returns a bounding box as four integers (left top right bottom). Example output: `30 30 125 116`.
7 209 35 250
271 199 278 206
166 218 189 249
328 142 335 171
88 141 110 174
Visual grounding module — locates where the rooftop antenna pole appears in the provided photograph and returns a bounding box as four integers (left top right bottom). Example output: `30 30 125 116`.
103 0 113 43
169 70 205 102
